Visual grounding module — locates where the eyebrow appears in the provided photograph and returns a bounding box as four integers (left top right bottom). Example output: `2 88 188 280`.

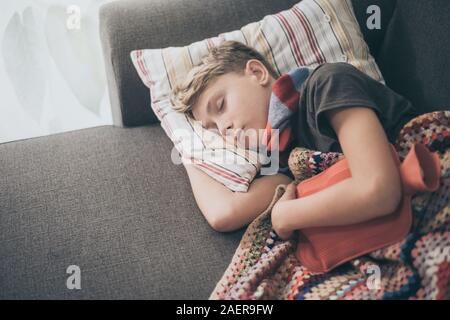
206 98 212 115
201 89 223 129
204 95 216 129
206 92 219 114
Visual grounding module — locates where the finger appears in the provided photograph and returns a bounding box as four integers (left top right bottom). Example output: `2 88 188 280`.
281 183 297 200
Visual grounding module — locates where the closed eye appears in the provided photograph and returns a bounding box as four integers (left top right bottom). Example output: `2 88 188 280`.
218 98 225 113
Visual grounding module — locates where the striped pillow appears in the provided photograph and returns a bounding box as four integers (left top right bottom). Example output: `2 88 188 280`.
130 0 384 192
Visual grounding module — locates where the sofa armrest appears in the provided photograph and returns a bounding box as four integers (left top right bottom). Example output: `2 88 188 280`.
99 0 299 127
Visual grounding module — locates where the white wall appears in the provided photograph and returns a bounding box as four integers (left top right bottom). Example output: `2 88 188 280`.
0 0 115 143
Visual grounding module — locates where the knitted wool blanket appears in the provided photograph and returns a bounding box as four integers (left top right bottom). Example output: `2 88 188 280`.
210 111 450 300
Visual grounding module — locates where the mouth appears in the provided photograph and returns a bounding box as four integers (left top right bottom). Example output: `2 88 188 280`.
232 130 242 146
225 126 251 149
225 128 242 148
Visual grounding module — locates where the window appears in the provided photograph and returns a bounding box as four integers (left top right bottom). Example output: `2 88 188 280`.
0 0 115 143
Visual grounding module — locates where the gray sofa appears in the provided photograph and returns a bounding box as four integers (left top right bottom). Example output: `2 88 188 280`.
1 0 449 299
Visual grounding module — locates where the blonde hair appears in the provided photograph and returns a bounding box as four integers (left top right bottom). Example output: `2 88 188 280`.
170 40 278 116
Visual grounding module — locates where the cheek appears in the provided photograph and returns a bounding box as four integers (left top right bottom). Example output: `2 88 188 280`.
250 91 270 123
229 84 269 126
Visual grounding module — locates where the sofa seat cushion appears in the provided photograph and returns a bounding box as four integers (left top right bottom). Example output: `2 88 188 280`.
0 125 244 299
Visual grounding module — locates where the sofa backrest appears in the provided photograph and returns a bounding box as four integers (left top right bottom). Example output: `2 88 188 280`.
103 0 437 127
350 0 396 58
100 0 301 127
376 0 450 113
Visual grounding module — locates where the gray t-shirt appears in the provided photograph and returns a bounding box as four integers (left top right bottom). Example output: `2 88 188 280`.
291 62 420 153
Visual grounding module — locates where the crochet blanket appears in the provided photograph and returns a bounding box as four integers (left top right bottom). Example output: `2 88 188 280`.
210 111 450 300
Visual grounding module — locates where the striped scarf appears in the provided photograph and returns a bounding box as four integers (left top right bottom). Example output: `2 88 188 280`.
261 67 314 170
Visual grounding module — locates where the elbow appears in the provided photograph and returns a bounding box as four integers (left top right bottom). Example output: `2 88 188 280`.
205 204 235 233
365 174 403 219
209 215 231 232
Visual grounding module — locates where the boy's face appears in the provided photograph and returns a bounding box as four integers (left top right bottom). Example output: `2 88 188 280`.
191 59 275 150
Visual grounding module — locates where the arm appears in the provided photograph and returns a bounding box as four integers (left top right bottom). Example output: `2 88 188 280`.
272 107 402 238
183 163 292 232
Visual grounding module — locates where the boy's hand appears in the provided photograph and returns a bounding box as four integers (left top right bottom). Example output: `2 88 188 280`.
271 183 298 240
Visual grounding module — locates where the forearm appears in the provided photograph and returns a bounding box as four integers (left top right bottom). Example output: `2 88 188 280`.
275 176 400 232
183 163 235 228
223 173 292 231
184 162 292 231
272 107 404 237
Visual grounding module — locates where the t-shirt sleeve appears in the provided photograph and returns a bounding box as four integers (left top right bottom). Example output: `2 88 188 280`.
305 62 386 141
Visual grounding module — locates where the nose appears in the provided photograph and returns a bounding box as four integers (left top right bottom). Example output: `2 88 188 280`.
218 123 233 137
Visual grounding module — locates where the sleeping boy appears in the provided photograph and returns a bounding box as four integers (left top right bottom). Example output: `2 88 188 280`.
170 40 419 239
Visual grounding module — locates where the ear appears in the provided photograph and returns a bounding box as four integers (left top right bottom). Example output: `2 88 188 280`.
245 59 271 86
